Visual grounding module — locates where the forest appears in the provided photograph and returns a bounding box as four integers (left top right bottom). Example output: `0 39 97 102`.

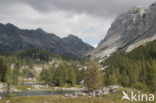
102 40 156 93
0 40 156 98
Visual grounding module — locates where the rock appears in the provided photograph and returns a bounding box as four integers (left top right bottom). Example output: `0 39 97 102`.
88 1 156 59
11 87 19 92
65 91 87 97
80 80 84 86
6 100 10 103
27 88 31 91
46 85 48 88
64 85 122 98
32 84 45 89
103 90 109 95
112 89 117 93
0 23 94 57
0 84 6 93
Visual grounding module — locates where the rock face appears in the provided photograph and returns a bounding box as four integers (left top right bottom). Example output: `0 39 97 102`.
89 2 156 59
64 85 121 98
0 23 94 57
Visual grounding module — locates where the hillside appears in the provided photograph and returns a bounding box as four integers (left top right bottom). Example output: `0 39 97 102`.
101 40 156 93
89 2 156 59
0 23 94 57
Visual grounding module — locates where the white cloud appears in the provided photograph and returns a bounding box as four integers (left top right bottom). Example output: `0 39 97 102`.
93 45 97 48
0 3 113 46
0 0 155 46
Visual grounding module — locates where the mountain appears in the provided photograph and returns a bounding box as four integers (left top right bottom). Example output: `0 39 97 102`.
0 23 94 57
89 2 156 59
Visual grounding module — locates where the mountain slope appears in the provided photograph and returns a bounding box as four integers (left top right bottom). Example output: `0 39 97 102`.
102 39 156 92
0 23 94 57
89 2 156 59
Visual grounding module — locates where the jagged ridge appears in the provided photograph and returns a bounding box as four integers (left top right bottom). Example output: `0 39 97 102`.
89 2 156 59
0 23 94 57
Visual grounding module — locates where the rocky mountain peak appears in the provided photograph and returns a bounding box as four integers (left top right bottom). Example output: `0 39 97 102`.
36 28 46 33
6 23 15 26
149 2 156 8
65 34 82 41
0 23 94 57
89 1 156 59
36 28 44 31
5 23 18 29
128 6 145 15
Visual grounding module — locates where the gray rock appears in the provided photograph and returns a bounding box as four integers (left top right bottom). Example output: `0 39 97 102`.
88 2 156 59
0 24 94 57
64 85 121 98
6 100 10 103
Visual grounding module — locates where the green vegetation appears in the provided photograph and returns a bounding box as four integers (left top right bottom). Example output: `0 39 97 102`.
102 40 156 93
40 62 83 87
0 89 132 103
0 38 156 103
0 57 12 97
84 59 103 91
15 85 33 91
19 48 59 62
0 48 87 97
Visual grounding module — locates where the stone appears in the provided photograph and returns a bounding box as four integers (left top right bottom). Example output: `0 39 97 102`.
6 100 10 103
64 85 122 98
88 1 156 59
0 23 94 57
27 88 31 91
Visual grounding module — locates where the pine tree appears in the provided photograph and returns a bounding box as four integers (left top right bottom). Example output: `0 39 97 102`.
0 56 12 97
148 60 156 92
108 72 118 85
40 68 52 85
84 59 103 91
0 57 10 82
54 64 66 86
13 61 21 85
5 66 12 97
69 68 76 86
120 70 129 87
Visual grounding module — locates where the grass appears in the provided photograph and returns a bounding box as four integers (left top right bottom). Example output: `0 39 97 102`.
15 85 34 91
0 88 155 103
0 95 132 103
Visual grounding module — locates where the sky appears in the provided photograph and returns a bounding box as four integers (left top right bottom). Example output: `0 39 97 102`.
0 0 155 47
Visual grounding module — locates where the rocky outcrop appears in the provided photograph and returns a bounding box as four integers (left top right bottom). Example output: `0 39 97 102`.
0 23 94 57
89 2 156 59
0 83 19 93
64 85 121 98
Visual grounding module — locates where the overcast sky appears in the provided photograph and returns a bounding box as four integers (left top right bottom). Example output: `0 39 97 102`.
0 0 155 47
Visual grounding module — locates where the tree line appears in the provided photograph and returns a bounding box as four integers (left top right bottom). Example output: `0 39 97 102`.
102 40 156 93
1 39 156 94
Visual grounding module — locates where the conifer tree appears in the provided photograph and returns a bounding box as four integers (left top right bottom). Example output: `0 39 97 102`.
0 56 12 97
0 57 10 82
84 59 103 91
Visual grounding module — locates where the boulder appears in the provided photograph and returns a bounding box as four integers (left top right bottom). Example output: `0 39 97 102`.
64 85 122 98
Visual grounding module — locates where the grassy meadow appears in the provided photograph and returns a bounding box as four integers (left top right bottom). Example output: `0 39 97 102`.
0 95 131 103
1 88 155 103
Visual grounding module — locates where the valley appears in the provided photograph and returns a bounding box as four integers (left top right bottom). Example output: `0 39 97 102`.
0 1 156 103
